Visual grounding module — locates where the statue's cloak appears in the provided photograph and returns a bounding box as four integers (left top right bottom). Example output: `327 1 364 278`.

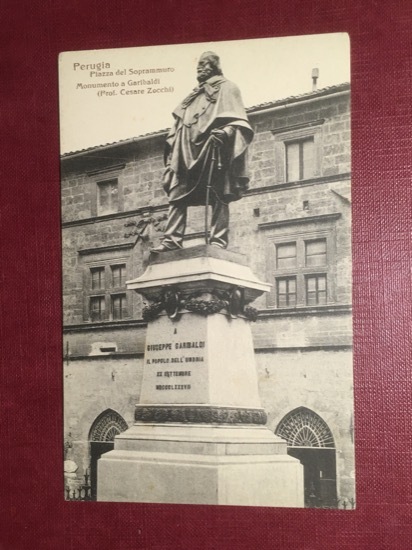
163 75 254 205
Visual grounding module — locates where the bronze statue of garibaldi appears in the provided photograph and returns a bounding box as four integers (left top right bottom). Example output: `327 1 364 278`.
151 51 254 252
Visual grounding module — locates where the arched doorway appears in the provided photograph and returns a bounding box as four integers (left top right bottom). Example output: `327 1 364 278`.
276 407 337 508
89 409 128 500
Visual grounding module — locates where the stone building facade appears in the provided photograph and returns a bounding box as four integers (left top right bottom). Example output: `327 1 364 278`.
62 82 354 506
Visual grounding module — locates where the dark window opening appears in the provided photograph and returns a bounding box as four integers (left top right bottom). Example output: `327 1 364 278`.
111 264 126 287
276 242 297 269
277 277 297 308
90 296 105 321
305 239 327 267
306 274 327 305
286 138 315 182
111 293 127 320
91 267 105 290
97 179 119 216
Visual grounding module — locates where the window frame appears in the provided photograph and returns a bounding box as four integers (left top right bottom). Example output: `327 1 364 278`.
272 120 324 184
285 136 315 182
97 178 120 216
111 292 128 321
276 242 297 270
87 163 125 218
111 263 126 288
266 227 336 309
90 266 105 290
83 260 131 323
276 276 297 308
305 238 327 268
305 273 328 306
89 295 106 322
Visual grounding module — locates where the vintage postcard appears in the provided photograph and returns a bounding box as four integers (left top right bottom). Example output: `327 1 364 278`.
60 34 354 508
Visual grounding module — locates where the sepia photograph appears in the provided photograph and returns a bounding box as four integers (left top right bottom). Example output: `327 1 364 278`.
60 33 353 508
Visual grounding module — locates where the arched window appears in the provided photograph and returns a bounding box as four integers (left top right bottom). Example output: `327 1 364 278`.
89 409 128 500
276 407 337 508
276 407 334 448
89 409 128 442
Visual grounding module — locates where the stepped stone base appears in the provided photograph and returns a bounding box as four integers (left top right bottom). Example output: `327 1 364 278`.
98 424 304 506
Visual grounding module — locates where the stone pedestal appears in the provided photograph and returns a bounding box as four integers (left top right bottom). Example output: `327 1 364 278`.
97 245 304 506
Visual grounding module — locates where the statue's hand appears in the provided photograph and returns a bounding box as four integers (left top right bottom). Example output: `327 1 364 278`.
210 128 227 147
210 126 236 147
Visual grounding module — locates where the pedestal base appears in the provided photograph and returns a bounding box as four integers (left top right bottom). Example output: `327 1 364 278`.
102 247 305 506
97 424 304 507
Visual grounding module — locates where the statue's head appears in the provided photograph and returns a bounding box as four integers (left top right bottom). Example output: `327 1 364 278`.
197 51 223 83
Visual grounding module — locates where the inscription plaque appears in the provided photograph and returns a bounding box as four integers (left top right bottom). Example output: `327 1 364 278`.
139 316 209 404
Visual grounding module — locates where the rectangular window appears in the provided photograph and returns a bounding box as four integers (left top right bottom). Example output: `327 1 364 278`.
83 258 131 322
268 230 333 309
91 267 105 290
306 274 327 305
286 138 314 182
111 294 127 320
97 179 119 215
276 242 297 269
90 296 106 321
305 239 327 267
111 264 126 287
277 277 297 308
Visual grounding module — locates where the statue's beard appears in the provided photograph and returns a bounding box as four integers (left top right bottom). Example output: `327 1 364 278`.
197 67 215 83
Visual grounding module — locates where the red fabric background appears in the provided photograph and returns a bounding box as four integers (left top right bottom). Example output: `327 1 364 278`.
1 1 411 548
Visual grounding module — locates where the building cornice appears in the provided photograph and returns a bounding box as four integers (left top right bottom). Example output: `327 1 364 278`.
255 344 352 352
271 119 325 135
63 319 147 333
258 213 342 231
246 172 351 197
257 304 352 317
64 352 145 361
78 242 135 256
248 86 350 115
